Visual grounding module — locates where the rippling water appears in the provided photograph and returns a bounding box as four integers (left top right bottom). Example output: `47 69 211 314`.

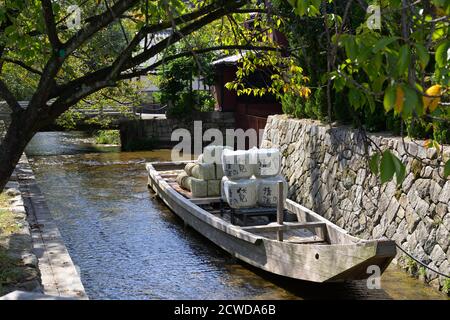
25 131 448 300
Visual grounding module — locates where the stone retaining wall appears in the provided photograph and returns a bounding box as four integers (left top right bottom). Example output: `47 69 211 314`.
261 115 450 292
120 112 236 150
16 156 87 299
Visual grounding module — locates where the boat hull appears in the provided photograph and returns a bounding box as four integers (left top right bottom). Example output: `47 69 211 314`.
146 163 396 283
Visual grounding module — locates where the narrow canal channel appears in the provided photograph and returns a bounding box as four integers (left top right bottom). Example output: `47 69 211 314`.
25 131 447 300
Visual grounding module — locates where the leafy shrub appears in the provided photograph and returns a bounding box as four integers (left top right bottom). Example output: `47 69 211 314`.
165 90 216 119
94 130 120 145
433 121 450 144
443 278 450 295
155 49 216 119
281 88 326 120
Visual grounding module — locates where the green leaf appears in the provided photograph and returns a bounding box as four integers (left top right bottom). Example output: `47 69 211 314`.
390 0 402 8
367 94 376 113
392 154 406 185
380 150 405 185
402 85 421 119
344 37 358 61
436 40 450 68
369 153 380 175
372 76 386 93
415 44 429 69
372 37 399 53
383 85 396 112
291 0 308 16
348 88 362 109
397 45 410 76
380 150 395 183
445 160 450 178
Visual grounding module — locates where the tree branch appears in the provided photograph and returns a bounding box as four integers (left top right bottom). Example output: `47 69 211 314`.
1 58 43 75
41 0 61 49
54 0 248 98
119 45 281 79
117 0 247 63
63 0 139 56
124 0 247 70
0 79 23 113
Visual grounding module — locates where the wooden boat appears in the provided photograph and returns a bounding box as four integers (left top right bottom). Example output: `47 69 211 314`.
146 161 396 283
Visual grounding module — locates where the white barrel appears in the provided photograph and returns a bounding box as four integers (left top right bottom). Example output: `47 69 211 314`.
203 145 232 164
176 171 190 189
221 149 255 179
222 177 257 208
253 148 281 177
184 163 197 176
256 175 288 207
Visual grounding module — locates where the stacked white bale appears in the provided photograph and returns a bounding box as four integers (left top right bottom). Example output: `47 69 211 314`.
221 149 255 179
203 145 230 180
253 148 281 177
191 163 216 180
222 177 257 208
215 165 224 180
180 151 228 197
188 177 208 198
257 175 288 207
207 180 221 197
203 145 232 164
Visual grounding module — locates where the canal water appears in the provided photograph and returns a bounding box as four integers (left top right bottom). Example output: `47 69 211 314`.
25 131 447 300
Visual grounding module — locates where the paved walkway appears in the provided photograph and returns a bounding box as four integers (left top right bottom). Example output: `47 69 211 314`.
0 290 75 300
16 156 87 299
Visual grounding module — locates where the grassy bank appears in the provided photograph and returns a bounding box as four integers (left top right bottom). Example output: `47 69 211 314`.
0 193 19 237
0 193 22 295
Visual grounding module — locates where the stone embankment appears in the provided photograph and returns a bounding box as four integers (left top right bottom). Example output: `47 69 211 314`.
262 115 450 293
120 111 236 149
0 175 42 295
1 116 86 299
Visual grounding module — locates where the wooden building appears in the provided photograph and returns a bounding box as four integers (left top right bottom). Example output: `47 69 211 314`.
211 53 282 137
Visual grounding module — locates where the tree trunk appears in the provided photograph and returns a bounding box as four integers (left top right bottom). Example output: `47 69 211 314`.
0 112 36 192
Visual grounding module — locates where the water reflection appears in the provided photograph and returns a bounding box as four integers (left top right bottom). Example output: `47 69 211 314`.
25 132 448 300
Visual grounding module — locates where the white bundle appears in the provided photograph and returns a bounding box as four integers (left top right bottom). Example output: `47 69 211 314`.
257 175 288 207
188 177 208 198
221 149 255 179
184 163 197 176
191 163 216 180
215 164 224 180
176 172 190 189
253 148 281 177
207 180 221 197
203 145 232 164
222 177 257 208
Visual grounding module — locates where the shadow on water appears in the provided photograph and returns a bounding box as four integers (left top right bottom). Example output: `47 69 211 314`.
24 131 449 300
157 197 389 300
